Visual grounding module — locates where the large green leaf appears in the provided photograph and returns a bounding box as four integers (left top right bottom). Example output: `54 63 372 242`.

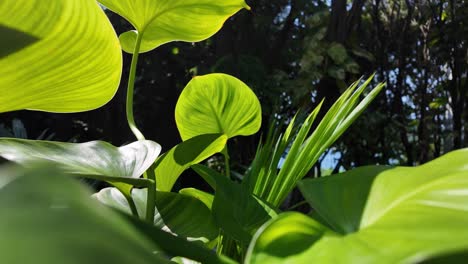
94 187 218 243
246 149 468 263
154 133 227 191
98 0 249 53
0 138 161 193
176 74 262 141
0 0 122 113
0 165 166 264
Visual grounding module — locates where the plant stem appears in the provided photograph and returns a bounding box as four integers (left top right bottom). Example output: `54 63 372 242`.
124 32 155 223
126 32 145 141
287 200 308 211
145 166 156 223
222 146 231 179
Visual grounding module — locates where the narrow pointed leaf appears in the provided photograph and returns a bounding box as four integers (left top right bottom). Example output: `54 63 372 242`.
94 187 218 243
176 74 262 141
0 0 122 113
98 0 250 53
0 165 166 264
154 133 227 191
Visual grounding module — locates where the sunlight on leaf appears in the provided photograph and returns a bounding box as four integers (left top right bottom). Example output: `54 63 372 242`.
176 73 262 141
98 0 250 53
0 0 122 113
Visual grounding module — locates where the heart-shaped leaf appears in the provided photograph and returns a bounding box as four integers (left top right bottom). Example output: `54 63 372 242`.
154 133 227 191
98 0 250 53
0 138 161 193
0 164 167 264
176 74 262 141
246 149 468 263
0 0 122 113
94 187 218 243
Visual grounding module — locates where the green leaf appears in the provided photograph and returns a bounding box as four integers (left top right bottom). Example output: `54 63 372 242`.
0 0 122 113
245 149 468 263
245 212 338 264
179 188 214 210
0 138 161 193
98 0 250 53
94 187 218 243
154 133 227 191
176 74 262 141
0 164 166 264
192 165 276 246
0 24 39 59
262 76 385 206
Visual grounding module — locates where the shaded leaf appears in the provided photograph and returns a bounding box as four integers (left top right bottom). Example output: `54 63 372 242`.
0 164 166 264
0 24 39 59
192 164 276 246
94 187 218 243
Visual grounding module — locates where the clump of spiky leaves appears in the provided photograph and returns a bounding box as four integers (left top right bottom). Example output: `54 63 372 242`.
245 75 385 207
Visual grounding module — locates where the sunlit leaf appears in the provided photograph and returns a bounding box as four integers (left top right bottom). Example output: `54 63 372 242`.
154 133 227 191
176 74 262 141
98 0 250 53
246 149 468 263
94 187 218 243
0 0 122 113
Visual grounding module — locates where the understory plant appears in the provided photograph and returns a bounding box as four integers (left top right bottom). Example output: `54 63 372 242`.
1 0 467 263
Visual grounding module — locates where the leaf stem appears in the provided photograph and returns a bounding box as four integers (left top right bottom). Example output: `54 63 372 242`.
126 32 145 141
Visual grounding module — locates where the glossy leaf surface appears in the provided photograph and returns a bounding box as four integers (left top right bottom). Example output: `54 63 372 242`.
0 0 122 113
98 0 250 53
176 74 262 141
0 165 165 264
154 133 227 191
94 187 218 243
247 149 468 263
0 138 161 192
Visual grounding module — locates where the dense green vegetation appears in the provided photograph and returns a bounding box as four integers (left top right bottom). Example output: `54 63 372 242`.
0 0 467 263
